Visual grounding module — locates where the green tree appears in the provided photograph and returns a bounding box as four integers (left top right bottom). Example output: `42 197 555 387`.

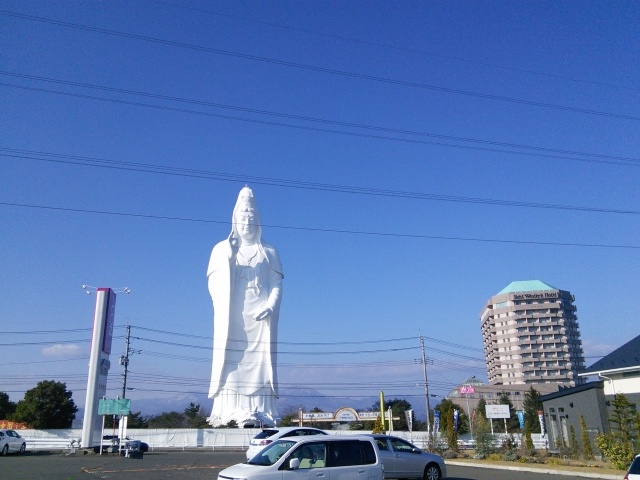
127 411 148 429
570 425 580 458
523 422 534 450
446 408 458 451
473 415 495 457
278 404 305 427
13 380 77 428
594 393 639 469
475 398 487 420
523 386 542 433
435 399 469 435
184 403 209 428
498 391 520 432
609 394 638 444
371 414 385 434
147 411 187 428
0 392 17 419
580 414 593 460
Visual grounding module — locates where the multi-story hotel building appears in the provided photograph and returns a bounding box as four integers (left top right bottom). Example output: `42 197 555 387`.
480 280 585 387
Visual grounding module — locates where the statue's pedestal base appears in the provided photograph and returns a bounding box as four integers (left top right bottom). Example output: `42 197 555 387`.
207 410 276 428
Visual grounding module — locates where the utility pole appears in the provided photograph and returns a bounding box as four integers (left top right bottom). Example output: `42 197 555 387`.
420 335 431 434
120 324 131 399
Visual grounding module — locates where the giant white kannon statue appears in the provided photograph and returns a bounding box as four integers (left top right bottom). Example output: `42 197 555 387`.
207 187 283 427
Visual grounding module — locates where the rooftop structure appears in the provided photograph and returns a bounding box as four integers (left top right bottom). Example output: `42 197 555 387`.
479 281 585 386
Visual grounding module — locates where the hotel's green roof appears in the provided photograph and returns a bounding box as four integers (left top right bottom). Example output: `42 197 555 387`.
498 280 557 295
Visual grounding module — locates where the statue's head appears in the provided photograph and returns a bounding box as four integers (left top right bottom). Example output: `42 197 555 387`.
232 186 262 243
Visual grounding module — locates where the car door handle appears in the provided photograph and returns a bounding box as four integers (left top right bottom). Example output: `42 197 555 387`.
394 454 400 458
358 469 366 474
316 473 325 477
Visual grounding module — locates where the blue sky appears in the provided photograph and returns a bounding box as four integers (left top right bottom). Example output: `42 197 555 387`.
1 1 639 419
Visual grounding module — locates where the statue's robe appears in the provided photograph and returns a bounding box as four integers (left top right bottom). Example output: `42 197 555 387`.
207 237 283 408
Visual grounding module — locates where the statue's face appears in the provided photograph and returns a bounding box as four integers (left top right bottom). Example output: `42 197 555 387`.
236 208 257 240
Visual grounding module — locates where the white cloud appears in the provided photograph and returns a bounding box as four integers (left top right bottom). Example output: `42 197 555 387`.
582 338 615 358
41 343 85 357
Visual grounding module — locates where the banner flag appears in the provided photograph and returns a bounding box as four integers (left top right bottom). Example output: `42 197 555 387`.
404 410 413 433
433 410 440 434
516 410 525 430
538 410 546 435
453 409 459 432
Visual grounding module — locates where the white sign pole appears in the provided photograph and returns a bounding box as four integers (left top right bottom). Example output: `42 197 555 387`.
81 289 116 448
99 415 105 455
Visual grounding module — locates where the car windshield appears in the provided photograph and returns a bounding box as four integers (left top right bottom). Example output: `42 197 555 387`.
247 439 297 466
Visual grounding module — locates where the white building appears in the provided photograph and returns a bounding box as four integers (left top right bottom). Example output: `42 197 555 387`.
479 280 585 386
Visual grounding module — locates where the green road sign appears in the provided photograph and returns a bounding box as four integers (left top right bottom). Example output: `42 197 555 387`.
98 398 131 416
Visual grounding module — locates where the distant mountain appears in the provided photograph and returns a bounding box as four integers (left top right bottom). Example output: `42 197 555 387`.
113 387 427 421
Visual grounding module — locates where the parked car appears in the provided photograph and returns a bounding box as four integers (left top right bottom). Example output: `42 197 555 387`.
245 427 327 460
93 435 149 454
223 435 382 480
365 435 446 480
626 454 640 480
0 429 26 455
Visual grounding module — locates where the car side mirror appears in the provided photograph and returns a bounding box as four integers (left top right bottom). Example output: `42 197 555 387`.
412 448 421 454
290 458 301 470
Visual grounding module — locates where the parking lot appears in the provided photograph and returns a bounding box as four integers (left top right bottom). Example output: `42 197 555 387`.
0 450 592 480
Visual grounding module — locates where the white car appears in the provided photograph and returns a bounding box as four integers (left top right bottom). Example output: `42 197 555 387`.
224 435 383 480
246 427 328 460
367 435 446 480
626 454 640 480
0 429 26 455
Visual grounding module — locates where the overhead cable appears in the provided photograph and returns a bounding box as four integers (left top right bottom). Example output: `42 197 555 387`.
0 10 637 121
2 72 639 167
2 201 638 250
149 0 639 93
5 84 639 169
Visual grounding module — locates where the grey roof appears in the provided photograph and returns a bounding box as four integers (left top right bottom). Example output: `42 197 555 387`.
539 381 604 402
581 334 640 375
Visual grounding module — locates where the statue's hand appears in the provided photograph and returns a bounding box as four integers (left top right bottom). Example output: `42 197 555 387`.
253 308 272 321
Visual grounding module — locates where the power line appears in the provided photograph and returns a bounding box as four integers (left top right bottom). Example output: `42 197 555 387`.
130 325 417 345
0 327 93 335
149 0 639 93
1 10 638 122
2 201 638 250
132 335 420 354
3 72 639 167
0 357 90 366
0 336 124 347
4 147 640 218
5 83 639 170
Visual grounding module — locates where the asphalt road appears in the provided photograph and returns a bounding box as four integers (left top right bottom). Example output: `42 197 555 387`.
0 450 585 480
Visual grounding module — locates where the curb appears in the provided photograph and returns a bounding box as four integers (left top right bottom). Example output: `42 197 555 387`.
446 460 622 479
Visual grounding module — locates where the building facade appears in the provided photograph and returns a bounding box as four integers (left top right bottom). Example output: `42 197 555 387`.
446 376 558 413
479 280 585 387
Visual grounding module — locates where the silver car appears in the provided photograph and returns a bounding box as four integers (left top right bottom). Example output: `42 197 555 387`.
366 435 446 480
246 427 328 460
0 429 26 455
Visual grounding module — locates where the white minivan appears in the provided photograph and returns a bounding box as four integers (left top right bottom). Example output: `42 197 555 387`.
220 435 383 480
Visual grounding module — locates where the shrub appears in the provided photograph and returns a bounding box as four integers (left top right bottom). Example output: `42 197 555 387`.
595 434 635 470
500 434 518 452
502 450 519 461
442 450 458 459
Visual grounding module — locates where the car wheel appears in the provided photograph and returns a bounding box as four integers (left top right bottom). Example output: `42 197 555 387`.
19 443 26 454
1 444 8 456
423 464 441 480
